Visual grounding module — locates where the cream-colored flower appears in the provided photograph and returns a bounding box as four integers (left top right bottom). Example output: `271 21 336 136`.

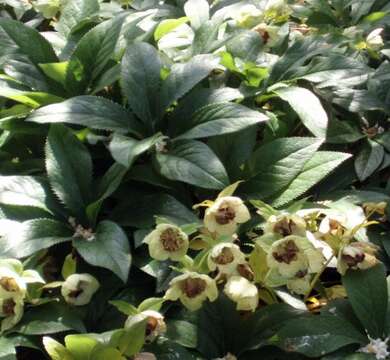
224 276 258 312
0 296 24 333
125 310 166 343
61 274 100 306
266 236 325 279
337 242 379 275
208 243 246 275
366 28 384 51
164 272 218 311
134 353 157 360
253 23 280 47
263 213 306 237
286 273 311 295
204 196 250 236
144 224 189 262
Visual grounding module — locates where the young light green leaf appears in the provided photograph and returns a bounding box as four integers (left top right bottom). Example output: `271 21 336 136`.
155 139 229 189
274 86 328 138
73 221 131 283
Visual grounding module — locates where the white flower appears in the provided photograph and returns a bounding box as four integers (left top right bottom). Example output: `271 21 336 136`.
204 196 250 236
263 213 306 237
125 310 166 342
266 236 325 279
224 276 258 312
253 23 281 47
164 272 218 311
359 336 390 360
157 23 195 61
61 274 100 306
367 28 384 51
144 224 189 262
337 242 379 275
208 243 246 276
286 273 311 295
229 4 262 28
0 296 24 333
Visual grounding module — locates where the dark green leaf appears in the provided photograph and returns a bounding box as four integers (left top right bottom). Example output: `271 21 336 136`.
354 140 384 182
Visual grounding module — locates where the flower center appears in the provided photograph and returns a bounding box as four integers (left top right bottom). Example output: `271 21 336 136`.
146 316 158 336
2 298 16 316
295 269 308 278
0 277 19 292
273 218 295 236
272 240 299 264
181 278 207 298
237 263 254 281
215 205 236 225
160 228 184 252
342 253 365 267
213 247 234 265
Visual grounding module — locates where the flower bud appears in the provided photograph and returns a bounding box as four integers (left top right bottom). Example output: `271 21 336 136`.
144 224 189 262
61 274 100 306
164 272 218 311
224 276 258 312
204 197 250 236
337 242 379 275
125 310 166 343
208 243 246 276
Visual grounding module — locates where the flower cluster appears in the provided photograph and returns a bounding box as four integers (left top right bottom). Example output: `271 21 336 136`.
0 259 44 333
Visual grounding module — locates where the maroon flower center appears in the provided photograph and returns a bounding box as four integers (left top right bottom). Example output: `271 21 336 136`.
272 240 299 264
0 277 19 292
181 278 207 298
2 298 16 316
273 218 296 236
342 253 365 267
215 205 236 225
213 247 234 265
160 228 184 252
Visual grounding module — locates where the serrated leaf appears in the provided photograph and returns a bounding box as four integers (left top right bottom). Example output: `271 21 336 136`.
45 124 93 220
354 139 384 182
28 96 144 136
0 18 57 65
270 151 352 207
56 0 99 37
121 42 162 128
109 133 162 168
155 139 229 189
0 176 53 213
275 86 328 138
175 102 268 140
159 55 218 117
0 218 73 259
65 13 127 94
73 220 131 282
242 137 323 198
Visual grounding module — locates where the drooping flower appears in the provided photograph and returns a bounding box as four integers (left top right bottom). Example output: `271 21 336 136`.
204 196 250 236
366 28 384 51
0 296 24 333
125 310 166 343
263 213 306 238
208 243 246 276
61 274 100 306
144 224 189 262
337 242 379 275
224 276 258 312
266 236 325 279
164 272 218 311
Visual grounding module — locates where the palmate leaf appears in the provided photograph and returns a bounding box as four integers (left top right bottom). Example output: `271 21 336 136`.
28 96 144 136
45 124 93 221
73 221 131 283
175 102 268 140
155 139 229 190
